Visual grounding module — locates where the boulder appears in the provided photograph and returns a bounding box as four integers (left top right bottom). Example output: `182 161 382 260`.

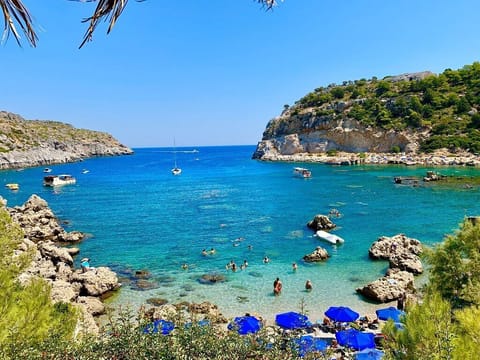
307 214 336 231
368 234 422 260
50 280 79 303
303 246 329 262
77 296 106 316
389 253 423 274
356 269 415 302
38 241 74 265
71 267 120 296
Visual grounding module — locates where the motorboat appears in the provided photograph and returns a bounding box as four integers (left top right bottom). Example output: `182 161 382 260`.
5 183 19 190
43 168 52 173
43 174 76 187
315 230 345 245
293 167 312 178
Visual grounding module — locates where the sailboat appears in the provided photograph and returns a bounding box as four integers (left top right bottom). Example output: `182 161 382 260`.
171 140 182 175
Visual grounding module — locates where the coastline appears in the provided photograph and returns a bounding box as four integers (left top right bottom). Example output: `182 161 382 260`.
256 149 480 167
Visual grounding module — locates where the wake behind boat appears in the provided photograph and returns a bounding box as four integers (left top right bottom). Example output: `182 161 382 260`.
293 167 312 178
43 174 76 187
315 230 345 245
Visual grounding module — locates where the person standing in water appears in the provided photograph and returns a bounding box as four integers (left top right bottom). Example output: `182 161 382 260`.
305 280 313 292
273 277 282 295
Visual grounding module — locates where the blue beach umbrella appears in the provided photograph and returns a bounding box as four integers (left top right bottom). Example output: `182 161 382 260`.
335 328 375 350
325 306 360 322
143 319 175 335
228 316 262 335
275 311 312 330
376 306 405 322
354 348 384 360
294 335 328 357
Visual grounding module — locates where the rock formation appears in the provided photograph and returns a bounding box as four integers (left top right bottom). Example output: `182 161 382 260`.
303 246 329 262
5 195 120 334
356 234 423 302
0 111 133 170
307 214 336 231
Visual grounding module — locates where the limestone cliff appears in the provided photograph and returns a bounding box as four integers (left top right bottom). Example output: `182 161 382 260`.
253 64 480 160
0 111 133 169
253 114 426 160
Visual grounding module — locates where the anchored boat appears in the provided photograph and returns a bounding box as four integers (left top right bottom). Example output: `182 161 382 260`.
43 174 76 187
293 167 312 178
315 230 345 245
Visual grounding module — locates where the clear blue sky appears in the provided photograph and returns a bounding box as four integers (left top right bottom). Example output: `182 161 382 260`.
2 0 479 148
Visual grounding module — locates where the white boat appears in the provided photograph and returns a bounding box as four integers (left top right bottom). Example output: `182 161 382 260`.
171 139 182 175
44 168 52 173
5 183 19 190
315 230 345 245
293 167 312 178
43 174 76 187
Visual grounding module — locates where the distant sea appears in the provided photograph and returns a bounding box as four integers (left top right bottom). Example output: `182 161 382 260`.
2 145 480 322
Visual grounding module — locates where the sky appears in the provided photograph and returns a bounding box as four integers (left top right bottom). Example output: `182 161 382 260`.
2 0 480 148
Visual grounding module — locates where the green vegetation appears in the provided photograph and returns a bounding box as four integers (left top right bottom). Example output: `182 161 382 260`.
283 62 480 153
0 111 118 152
382 219 480 359
0 208 77 358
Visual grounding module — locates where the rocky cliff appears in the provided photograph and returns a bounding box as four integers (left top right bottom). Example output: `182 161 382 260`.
253 65 480 160
0 111 133 169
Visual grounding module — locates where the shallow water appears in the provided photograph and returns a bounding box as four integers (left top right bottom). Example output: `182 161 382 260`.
2 146 479 323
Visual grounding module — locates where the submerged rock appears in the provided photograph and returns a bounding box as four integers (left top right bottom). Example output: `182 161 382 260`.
198 273 226 284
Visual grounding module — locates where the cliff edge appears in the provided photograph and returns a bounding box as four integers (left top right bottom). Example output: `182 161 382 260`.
0 111 133 169
253 63 480 162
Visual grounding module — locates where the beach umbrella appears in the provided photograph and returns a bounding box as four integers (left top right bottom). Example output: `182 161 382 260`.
325 306 360 322
376 306 405 322
228 315 262 335
275 311 311 330
294 335 328 357
143 319 175 335
335 329 375 350
354 348 384 360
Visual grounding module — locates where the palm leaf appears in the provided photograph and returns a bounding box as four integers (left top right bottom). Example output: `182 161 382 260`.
0 0 37 46
0 0 281 48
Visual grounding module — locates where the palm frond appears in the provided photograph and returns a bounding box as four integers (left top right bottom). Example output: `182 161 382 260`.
256 0 279 10
0 0 37 47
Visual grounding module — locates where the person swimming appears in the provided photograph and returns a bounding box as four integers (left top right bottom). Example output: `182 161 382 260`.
292 262 298 271
263 256 270 264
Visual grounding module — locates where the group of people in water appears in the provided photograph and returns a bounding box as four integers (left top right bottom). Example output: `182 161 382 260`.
273 277 313 296
189 245 314 296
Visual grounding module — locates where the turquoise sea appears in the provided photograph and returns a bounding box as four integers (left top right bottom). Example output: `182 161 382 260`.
1 145 480 322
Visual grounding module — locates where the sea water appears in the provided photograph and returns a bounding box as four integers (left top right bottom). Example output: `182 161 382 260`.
1 145 480 323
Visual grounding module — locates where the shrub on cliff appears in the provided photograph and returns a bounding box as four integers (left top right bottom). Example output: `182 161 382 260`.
0 208 77 358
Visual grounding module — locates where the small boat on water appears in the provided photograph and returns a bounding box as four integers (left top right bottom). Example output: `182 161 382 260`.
43 174 76 187
5 183 19 191
315 230 345 245
171 139 182 175
293 167 312 178
44 168 52 173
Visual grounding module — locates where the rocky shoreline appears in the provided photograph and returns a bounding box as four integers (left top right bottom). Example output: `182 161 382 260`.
0 111 133 170
254 147 480 167
4 194 120 335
